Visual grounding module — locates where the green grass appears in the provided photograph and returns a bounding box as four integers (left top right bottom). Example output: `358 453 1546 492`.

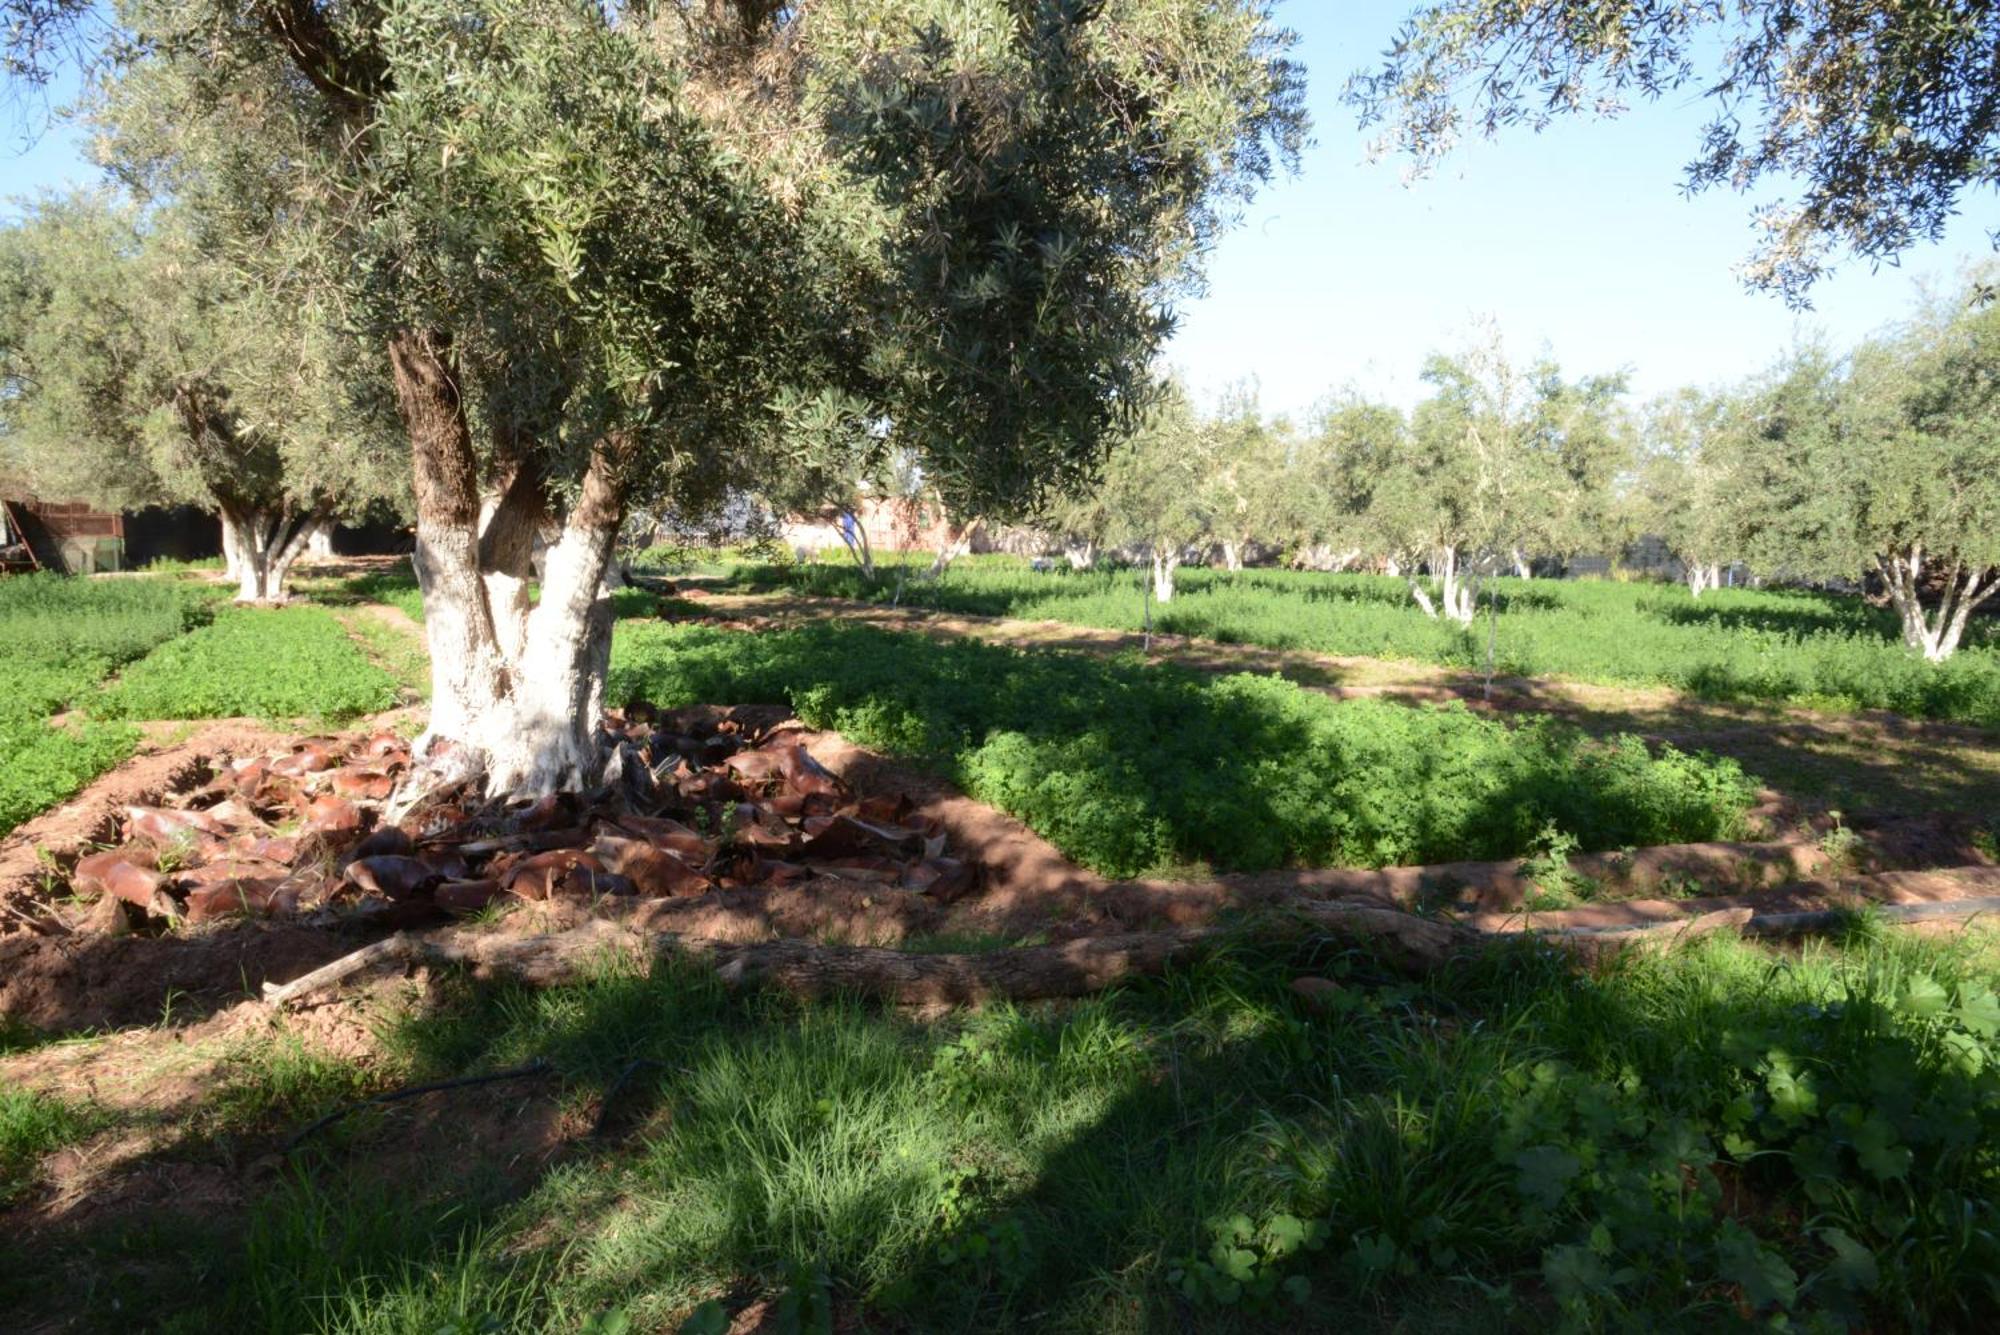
0 1086 103 1205
14 927 2000 1331
93 605 398 723
608 621 1757 876
737 558 2000 728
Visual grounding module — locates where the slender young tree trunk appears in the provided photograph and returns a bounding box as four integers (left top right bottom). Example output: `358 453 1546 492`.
388 331 630 801
836 509 876 581
1876 546 1998 663
217 502 325 603
1511 547 1532 579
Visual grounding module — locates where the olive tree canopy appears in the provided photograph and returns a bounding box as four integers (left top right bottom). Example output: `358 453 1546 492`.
5 0 1306 796
0 193 402 598
1347 0 2000 301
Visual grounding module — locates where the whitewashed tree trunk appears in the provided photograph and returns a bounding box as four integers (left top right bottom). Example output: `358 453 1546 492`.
1384 556 1403 578
1686 561 1722 598
219 511 243 581
1220 540 1243 571
1408 546 1478 624
304 518 336 559
1151 548 1180 602
219 503 325 603
1064 540 1097 571
836 509 876 581
389 332 633 804
1875 545 1997 663
1511 547 1532 579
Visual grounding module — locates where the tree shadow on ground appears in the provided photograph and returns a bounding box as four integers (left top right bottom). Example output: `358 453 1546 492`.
10 920 1995 1332
1649 598 1890 641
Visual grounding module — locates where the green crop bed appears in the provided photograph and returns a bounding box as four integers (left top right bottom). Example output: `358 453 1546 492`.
0 575 217 834
740 558 2000 728
93 605 398 723
610 621 1757 876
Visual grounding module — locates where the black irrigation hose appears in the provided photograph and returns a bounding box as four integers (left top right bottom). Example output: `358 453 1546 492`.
591 1057 666 1138
281 1058 556 1153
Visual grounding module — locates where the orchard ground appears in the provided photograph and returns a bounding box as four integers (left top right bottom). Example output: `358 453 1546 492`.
2 556 1999 1332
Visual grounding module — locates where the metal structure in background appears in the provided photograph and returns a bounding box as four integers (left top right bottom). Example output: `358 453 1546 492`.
0 498 126 574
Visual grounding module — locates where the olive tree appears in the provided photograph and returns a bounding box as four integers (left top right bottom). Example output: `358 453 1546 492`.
1196 382 1289 570
12 0 1304 797
1633 387 1744 597
1092 382 1213 601
1828 285 2000 659
1349 0 2000 301
0 195 400 599
1371 333 1624 622
1279 392 1407 571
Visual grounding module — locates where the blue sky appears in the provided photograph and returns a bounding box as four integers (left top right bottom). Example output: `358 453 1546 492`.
4 2 1993 421
1164 1 1998 417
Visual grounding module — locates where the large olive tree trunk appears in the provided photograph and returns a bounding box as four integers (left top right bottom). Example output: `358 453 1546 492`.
389 331 628 799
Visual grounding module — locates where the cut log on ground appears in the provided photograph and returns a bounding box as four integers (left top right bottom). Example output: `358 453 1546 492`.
265 902 1473 1008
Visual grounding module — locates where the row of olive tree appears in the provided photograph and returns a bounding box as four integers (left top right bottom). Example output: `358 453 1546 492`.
1051 278 1996 664
1043 329 1628 619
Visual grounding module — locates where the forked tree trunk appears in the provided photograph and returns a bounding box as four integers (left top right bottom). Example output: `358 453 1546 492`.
1151 547 1180 602
389 331 630 800
1408 545 1478 624
1220 540 1243 571
1685 561 1723 598
1875 545 1998 663
1511 547 1532 579
218 503 326 603
1064 539 1097 571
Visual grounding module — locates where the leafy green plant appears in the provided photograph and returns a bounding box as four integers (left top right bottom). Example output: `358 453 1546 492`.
93 606 397 722
1168 1211 1326 1310
1519 823 1587 909
611 621 1760 876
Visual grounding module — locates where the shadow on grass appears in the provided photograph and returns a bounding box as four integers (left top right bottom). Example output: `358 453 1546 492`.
8 920 1998 1332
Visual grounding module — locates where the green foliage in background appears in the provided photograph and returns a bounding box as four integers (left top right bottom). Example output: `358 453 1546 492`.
0 573 214 833
94 605 396 723
611 621 1754 876
747 559 2000 727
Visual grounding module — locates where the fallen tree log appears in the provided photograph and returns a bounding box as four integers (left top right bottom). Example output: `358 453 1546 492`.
265 901 1470 1008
